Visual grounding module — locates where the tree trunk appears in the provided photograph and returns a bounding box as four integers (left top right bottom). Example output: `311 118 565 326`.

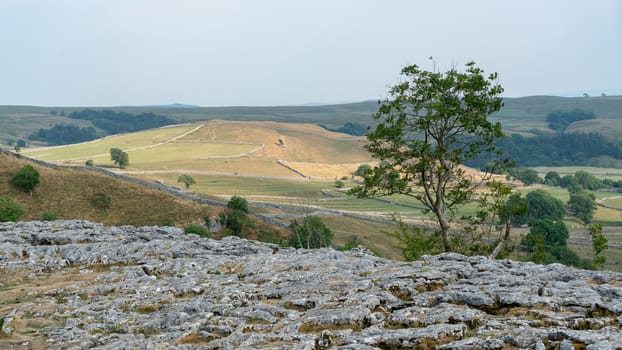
489 219 511 259
437 212 452 252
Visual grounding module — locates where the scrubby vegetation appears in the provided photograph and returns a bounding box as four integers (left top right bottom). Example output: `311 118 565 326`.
0 196 25 222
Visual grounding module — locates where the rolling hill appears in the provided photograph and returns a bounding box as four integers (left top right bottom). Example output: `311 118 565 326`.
2 95 621 147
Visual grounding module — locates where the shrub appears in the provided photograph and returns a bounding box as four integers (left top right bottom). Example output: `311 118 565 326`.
0 196 26 222
219 209 254 237
91 192 111 211
334 180 345 188
227 195 249 213
289 216 333 249
85 159 94 166
11 164 40 196
184 224 210 238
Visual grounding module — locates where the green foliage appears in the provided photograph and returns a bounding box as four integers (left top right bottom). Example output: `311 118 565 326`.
332 122 368 136
69 109 176 134
544 171 561 186
546 109 595 132
184 224 210 238
91 192 111 211
29 123 98 146
289 216 333 249
522 219 590 268
11 164 40 195
387 222 443 261
219 209 254 237
177 174 196 189
227 195 249 213
351 61 504 252
16 139 26 148
589 224 608 270
573 170 605 190
467 131 622 169
507 167 542 185
85 159 94 166
567 190 596 224
514 190 566 226
0 196 25 222
334 180 345 188
110 148 129 169
353 164 372 177
41 212 59 221
522 219 569 248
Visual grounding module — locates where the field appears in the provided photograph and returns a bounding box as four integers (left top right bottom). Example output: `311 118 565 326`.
533 166 622 181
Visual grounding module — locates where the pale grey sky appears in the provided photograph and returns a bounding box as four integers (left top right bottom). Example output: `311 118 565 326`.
0 0 620 106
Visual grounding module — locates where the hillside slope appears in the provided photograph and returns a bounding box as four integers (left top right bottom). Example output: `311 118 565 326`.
0 153 210 226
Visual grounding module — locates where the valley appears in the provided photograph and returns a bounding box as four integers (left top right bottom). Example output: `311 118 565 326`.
12 118 622 267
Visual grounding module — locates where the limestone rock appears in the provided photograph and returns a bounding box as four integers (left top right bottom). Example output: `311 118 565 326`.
1 220 622 349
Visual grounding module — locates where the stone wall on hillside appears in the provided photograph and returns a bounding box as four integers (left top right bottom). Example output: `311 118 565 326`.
1 220 622 349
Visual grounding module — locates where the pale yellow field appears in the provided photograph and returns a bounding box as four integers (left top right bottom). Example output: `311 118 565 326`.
179 120 372 164
282 161 376 179
23 125 198 161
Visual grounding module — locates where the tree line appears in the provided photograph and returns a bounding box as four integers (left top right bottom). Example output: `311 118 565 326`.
27 110 177 146
467 131 622 169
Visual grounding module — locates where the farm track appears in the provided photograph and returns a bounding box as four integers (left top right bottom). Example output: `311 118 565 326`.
597 196 622 211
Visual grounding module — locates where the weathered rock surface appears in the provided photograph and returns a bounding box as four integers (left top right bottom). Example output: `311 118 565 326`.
1 220 621 349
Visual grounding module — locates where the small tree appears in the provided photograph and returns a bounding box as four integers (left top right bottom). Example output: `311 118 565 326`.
178 174 196 189
334 180 345 188
350 61 505 252
589 224 608 270
567 190 596 224
85 159 94 166
289 216 333 249
227 195 249 213
0 196 25 222
110 148 129 169
91 192 111 212
11 164 40 196
353 164 372 177
544 171 562 186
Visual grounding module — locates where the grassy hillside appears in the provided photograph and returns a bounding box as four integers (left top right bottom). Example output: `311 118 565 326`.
23 120 374 179
0 153 212 226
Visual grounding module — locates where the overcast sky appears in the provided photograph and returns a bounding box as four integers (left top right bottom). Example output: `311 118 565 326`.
0 0 620 106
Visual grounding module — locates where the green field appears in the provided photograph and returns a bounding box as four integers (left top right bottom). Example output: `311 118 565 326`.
533 166 622 180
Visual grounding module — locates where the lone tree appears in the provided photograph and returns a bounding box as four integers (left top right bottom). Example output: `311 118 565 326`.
11 164 40 196
178 174 196 189
351 61 505 252
110 148 129 169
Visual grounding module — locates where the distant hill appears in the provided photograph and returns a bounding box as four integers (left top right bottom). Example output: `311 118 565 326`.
1 95 621 158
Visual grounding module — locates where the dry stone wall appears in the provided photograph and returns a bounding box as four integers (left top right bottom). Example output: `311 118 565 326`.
1 220 622 349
